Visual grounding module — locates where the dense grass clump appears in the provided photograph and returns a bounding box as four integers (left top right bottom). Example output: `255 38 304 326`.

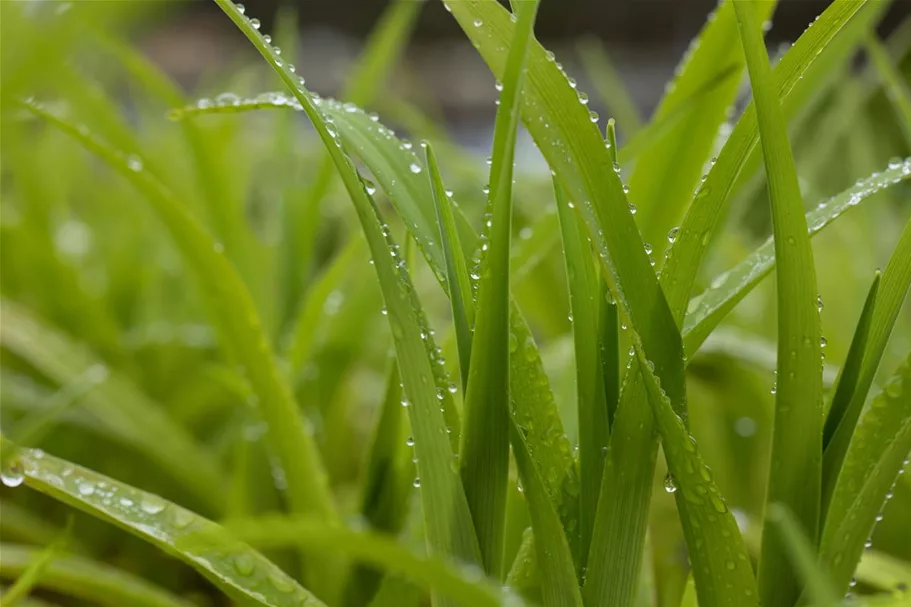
1 1 910 606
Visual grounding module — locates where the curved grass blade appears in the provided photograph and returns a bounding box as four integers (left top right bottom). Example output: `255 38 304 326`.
0 300 227 513
3 444 326 607
683 159 911 356
554 179 607 571
767 504 840 607
510 424 583 607
575 37 642 135
19 102 336 524
866 33 911 146
630 0 776 246
175 93 576 511
856 551 911 594
276 0 424 324
459 0 540 576
219 516 520 607
0 543 193 607
425 143 475 391
734 4 823 605
0 521 70 607
665 0 877 324
210 1 482 589
819 351 911 596
823 272 881 448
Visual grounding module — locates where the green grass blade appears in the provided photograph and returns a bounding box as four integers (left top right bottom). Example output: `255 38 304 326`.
819 351 911 595
821 272 881 471
1 521 70 607
665 0 877 324
855 551 911 594
600 121 621 429
767 504 840 607
0 300 227 513
630 0 776 247
3 444 326 607
683 158 911 357
510 424 583 607
277 0 424 324
554 179 607 571
425 142 475 391
575 37 643 135
734 4 823 606
823 213 911 512
20 102 336 525
866 33 911 146
0 543 193 607
210 0 482 587
459 0 539 577
219 516 520 607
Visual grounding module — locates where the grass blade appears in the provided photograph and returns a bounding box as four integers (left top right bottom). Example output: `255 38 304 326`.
510 425 583 607
630 0 776 247
554 179 608 571
734 4 823 606
425 142 475 391
822 273 881 466
0 543 193 607
220 516 522 607
19 102 336 526
575 37 643 135
823 213 911 513
683 159 911 357
0 299 227 513
819 351 911 595
767 503 840 607
209 2 482 594
866 33 911 146
3 444 327 607
459 0 540 577
1 521 70 607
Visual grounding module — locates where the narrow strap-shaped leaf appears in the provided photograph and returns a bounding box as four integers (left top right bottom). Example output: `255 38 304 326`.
630 0 777 247
823 213 911 513
1 521 70 607
278 0 424 324
221 516 522 607
819 351 911 596
459 0 539 576
20 103 336 525
0 300 227 513
210 2 482 592
600 121 621 429
425 143 475 391
866 33 911 146
683 158 911 357
823 272 881 446
767 504 840 607
554 179 608 572
575 37 643 135
510 425 584 607
0 543 193 607
734 4 823 607
4 444 326 607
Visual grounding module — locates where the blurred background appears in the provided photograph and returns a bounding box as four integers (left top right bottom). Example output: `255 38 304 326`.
1 0 910 606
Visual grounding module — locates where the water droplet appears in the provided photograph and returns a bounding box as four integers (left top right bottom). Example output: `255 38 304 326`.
820 336 827 348
817 294 824 312
77 481 95 496
401 398 410 408
473 18 483 27
643 242 653 255
140 495 167 515
409 163 422 174
667 227 679 244
127 155 143 172
406 436 415 447
628 203 637 215
663 473 677 493
249 18 261 30
234 554 255 576
509 332 519 353
413 477 421 488
1 461 25 488
269 572 295 593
